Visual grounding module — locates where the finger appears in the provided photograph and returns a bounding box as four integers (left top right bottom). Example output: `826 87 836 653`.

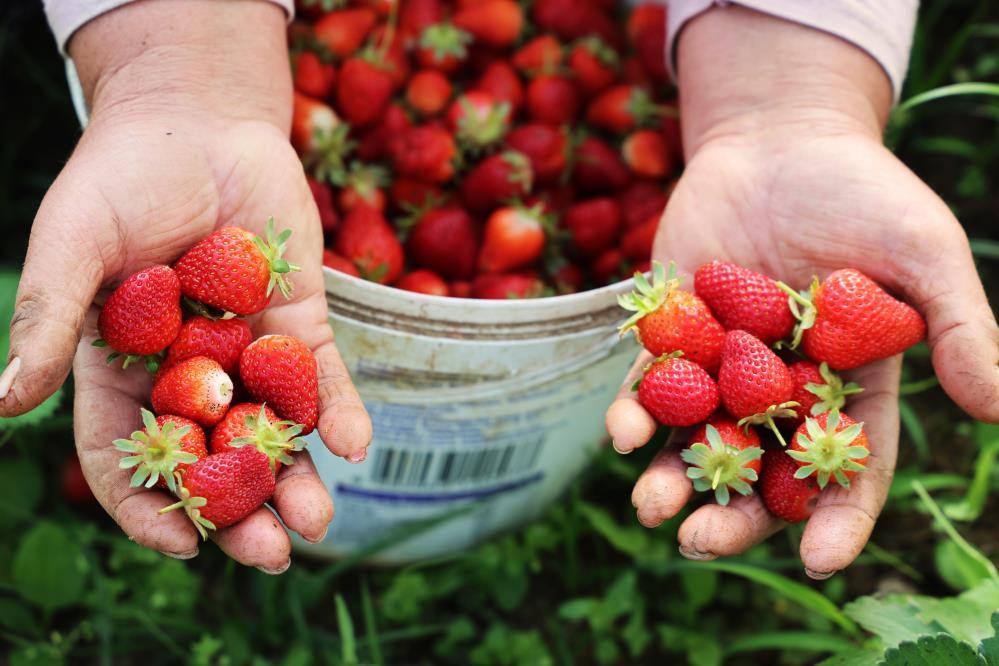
800 356 901 578
605 350 656 453
632 441 693 527
212 505 292 574
677 494 783 560
272 449 334 543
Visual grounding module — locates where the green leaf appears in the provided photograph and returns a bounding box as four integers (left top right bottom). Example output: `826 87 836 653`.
979 612 999 666
13 523 88 610
335 594 358 665
577 501 669 564
0 597 38 637
726 631 858 656
916 581 999 646
913 482 999 584
818 647 883 666
936 539 996 591
844 596 936 648
9 644 64 666
0 457 43 522
558 598 596 621
943 423 999 522
681 568 718 611
879 633 983 666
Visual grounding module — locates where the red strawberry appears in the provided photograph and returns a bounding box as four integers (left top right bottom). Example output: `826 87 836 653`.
161 445 276 537
475 60 525 115
391 125 458 183
210 403 305 472
620 217 657 262
618 180 669 229
240 335 319 434
788 361 863 425
592 247 630 284
478 204 548 273
97 265 182 368
627 3 669 84
164 317 252 375
450 280 472 298
336 55 394 128
694 261 796 345
532 184 576 215
368 25 411 90
717 330 797 445
115 408 207 492
471 273 546 299
323 249 361 276
681 417 763 505
622 129 673 178
293 50 337 99
416 23 472 73
526 75 580 126
333 161 388 213
788 410 870 488
780 269 927 370
512 34 563 75
335 205 404 284
447 91 511 152
151 356 234 427
406 69 453 117
307 176 340 233
390 178 444 211
636 354 720 426
618 261 726 371
453 0 524 48
573 136 631 192
567 37 619 96
622 54 652 87
532 0 621 47
759 446 820 523
586 85 664 134
397 270 451 296
356 103 411 162
563 197 621 257
173 221 300 316
314 8 378 58
506 124 568 185
406 205 479 280
61 454 96 504
400 0 445 43
460 150 533 214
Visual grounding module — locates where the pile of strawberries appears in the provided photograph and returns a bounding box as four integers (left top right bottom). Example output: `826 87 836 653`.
621 261 926 521
97 221 320 538
290 0 679 298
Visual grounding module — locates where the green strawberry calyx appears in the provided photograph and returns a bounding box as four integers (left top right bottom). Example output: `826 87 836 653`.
115 408 199 494
574 36 620 68
307 121 356 183
681 424 763 506
786 409 869 489
776 277 820 349
618 260 681 336
418 23 472 63
628 87 671 127
737 401 800 448
805 362 864 416
456 98 512 152
501 150 534 192
228 405 307 472
253 217 302 301
159 478 216 540
93 340 166 374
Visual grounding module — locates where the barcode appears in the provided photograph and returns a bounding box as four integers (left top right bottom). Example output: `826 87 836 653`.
369 437 544 488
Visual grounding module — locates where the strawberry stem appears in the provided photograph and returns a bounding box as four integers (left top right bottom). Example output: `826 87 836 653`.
253 217 302 300
776 278 819 349
737 401 800 447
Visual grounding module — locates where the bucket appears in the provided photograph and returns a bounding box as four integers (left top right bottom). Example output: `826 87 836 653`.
300 270 639 563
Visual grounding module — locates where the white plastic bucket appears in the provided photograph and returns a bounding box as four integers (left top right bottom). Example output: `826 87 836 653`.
301 270 639 563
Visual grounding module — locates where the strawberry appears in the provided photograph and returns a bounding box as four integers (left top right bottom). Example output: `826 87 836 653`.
164 317 252 375
397 270 451 296
586 85 664 134
336 55 395 128
592 248 630 284
563 198 622 257
620 217 657 262
356 103 411 162
621 54 652 87
627 3 669 84
96 265 182 369
210 403 305 472
160 444 276 538
475 61 525 115
390 178 444 211
368 25 411 90
293 50 337 99
532 184 576 215
115 408 207 492
291 93 353 179
506 124 568 185
151 356 234 427
681 417 763 505
622 129 673 179
406 69 453 117
333 161 388 213
61 454 95 504
307 176 340 233
694 261 796 345
453 0 524 48
323 249 361 276
788 361 863 425
636 353 720 426
416 23 472 73
618 261 726 371
471 273 546 299
526 75 581 126
512 34 563 76
335 205 404 284
460 150 533 214
759 446 820 523
618 180 669 229
573 136 631 193
550 262 584 294
478 204 549 273
173 220 300 316
240 335 319 434
780 269 927 370
788 410 870 488
447 91 511 152
567 37 619 97
391 125 458 183
406 205 479 280
400 0 445 43
314 7 378 58
533 0 621 47
717 330 797 445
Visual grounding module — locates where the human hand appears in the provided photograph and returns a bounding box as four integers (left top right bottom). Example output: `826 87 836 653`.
605 7 999 578
0 0 371 572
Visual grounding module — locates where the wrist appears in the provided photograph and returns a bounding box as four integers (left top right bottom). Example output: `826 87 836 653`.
71 0 291 130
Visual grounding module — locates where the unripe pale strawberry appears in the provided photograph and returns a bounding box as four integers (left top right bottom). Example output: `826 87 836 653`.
151 356 234 427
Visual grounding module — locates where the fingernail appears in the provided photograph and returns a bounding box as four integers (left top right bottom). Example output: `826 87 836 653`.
257 560 291 575
160 548 199 560
679 545 716 561
303 526 329 544
612 440 632 455
0 357 21 400
805 568 835 580
346 449 367 464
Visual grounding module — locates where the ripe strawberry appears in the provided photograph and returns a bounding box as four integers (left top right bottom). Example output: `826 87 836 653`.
333 161 388 213
622 129 672 178
400 0 445 43
573 136 631 193
526 75 580 126
586 85 664 134
391 125 458 183
151 356 234 427
406 205 479 280
115 408 207 492
788 361 863 425
512 34 563 75
636 354 720 426
323 249 361 276
61 454 95 504
550 261 584 294
533 0 621 47
307 176 339 233
293 50 337 99
780 269 927 370
592 247 630 284
567 37 619 96
453 0 524 48
621 54 652 87
368 24 411 90
759 446 820 523
416 23 472 73
397 270 451 296
627 3 669 84
479 204 549 273
681 417 763 505
620 217 657 262
240 335 319 434
532 184 576 215
314 7 378 58
164 317 252 376
618 261 726 371
471 273 546 299
173 220 300 316
355 103 410 162
447 91 511 152
563 198 621 257
450 280 472 298
390 178 444 211
618 180 669 229
475 60 525 115
336 55 394 128
334 205 404 284
460 150 533 214
161 445 276 537
406 69 453 117
788 410 870 488
506 124 568 185
717 330 797 445
694 261 796 345
210 403 305 472
97 265 182 368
